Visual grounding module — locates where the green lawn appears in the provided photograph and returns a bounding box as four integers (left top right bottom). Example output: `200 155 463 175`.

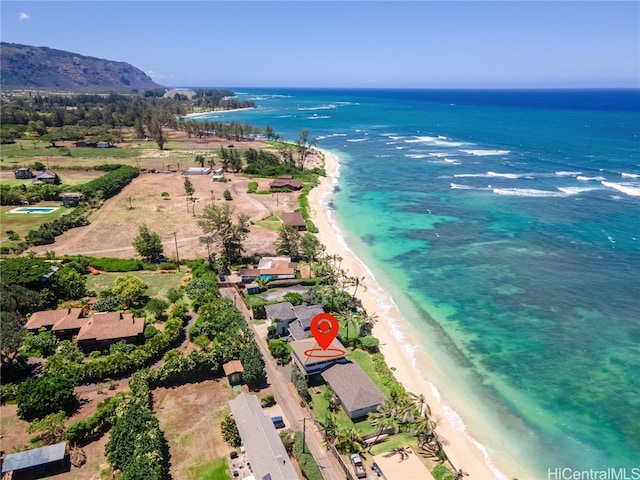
187 457 232 480
368 432 416 456
0 202 76 244
309 385 377 437
85 270 183 299
253 215 283 231
0 140 143 160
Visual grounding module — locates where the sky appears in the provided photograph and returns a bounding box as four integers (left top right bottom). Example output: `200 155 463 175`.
1 1 639 89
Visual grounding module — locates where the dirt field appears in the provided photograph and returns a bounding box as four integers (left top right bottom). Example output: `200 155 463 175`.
27 170 302 259
0 381 129 480
152 379 238 479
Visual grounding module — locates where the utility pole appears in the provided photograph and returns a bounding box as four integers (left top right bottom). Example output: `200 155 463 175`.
302 417 306 453
173 232 180 271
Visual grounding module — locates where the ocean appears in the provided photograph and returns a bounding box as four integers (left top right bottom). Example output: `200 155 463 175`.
194 88 640 478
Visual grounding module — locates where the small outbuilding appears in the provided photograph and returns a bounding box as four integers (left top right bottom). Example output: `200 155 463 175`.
184 167 211 175
33 171 60 185
60 192 83 207
14 167 35 179
1 442 70 477
222 360 244 386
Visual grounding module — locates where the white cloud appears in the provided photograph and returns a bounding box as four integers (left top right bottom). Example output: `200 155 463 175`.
19 12 31 21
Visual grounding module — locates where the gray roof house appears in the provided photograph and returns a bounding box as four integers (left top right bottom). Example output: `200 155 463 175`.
265 302 325 339
265 302 297 336
288 304 325 340
321 362 387 419
1 441 69 476
228 393 298 480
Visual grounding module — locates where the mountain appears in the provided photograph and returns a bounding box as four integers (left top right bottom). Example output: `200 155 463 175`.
0 43 164 92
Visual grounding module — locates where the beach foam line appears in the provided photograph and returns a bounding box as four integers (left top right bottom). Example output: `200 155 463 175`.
621 172 639 178
577 175 606 181
555 171 583 177
312 148 510 480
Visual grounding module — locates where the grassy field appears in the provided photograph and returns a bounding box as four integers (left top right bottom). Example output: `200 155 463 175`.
0 202 76 244
187 457 232 480
85 270 184 299
253 214 283 231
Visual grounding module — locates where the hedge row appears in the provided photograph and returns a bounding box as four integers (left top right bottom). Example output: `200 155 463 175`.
25 209 89 246
79 165 139 200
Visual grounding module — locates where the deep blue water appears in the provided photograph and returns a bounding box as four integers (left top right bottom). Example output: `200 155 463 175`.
195 89 640 478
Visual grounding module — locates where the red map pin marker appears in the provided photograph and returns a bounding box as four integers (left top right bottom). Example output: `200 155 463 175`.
310 313 339 351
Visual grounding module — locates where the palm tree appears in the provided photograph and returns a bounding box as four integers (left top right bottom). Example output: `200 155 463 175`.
318 412 338 447
366 399 399 451
357 308 379 337
335 428 366 455
195 155 205 167
409 392 427 416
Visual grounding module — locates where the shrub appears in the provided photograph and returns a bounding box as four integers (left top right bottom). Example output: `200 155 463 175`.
223 189 232 201
16 374 76 421
146 298 169 321
220 414 241 447
89 257 144 272
144 325 159 341
247 181 258 194
359 335 380 353
166 287 183 304
261 394 276 407
94 293 121 312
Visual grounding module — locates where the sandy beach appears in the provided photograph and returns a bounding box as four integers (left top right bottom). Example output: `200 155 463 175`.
182 107 256 119
308 149 507 480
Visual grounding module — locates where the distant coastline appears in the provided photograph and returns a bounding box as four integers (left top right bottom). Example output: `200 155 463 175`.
182 107 256 119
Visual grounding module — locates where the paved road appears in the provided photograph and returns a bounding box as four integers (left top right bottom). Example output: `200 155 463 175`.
220 288 344 480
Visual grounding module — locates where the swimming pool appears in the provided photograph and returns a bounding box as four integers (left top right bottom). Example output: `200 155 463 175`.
9 206 59 214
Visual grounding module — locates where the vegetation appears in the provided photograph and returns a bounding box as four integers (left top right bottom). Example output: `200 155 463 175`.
16 374 76 421
293 431 323 480
220 414 241 447
133 224 164 262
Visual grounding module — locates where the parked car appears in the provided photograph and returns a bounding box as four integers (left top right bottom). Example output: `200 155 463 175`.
271 416 285 429
350 453 366 479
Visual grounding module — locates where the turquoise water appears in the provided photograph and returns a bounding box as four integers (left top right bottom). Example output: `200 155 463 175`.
195 89 640 478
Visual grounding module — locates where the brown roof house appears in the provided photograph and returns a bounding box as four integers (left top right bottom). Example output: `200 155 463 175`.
321 362 387 419
282 211 306 231
240 256 298 283
25 308 85 339
223 360 244 386
269 176 304 191
76 312 145 351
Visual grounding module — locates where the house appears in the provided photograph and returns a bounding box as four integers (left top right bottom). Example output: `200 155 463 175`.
228 393 298 480
76 312 145 351
222 360 244 386
60 192 83 207
290 337 347 376
24 308 84 335
245 282 260 295
289 304 324 340
184 167 211 175
372 447 435 480
265 302 297 335
75 139 97 148
33 171 60 185
97 142 112 148
269 176 304 191
1 442 70 477
14 167 35 179
321 362 387 419
264 302 324 339
282 211 306 231
239 257 298 283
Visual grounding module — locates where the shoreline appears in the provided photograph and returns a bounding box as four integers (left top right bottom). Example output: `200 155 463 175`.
308 149 509 480
181 107 256 119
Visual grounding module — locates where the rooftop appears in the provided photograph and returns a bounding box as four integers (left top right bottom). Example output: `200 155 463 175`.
264 302 296 322
290 337 347 370
76 312 144 342
1 442 67 473
223 360 244 376
228 393 298 480
25 308 83 331
282 211 306 228
321 362 387 414
372 447 435 480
